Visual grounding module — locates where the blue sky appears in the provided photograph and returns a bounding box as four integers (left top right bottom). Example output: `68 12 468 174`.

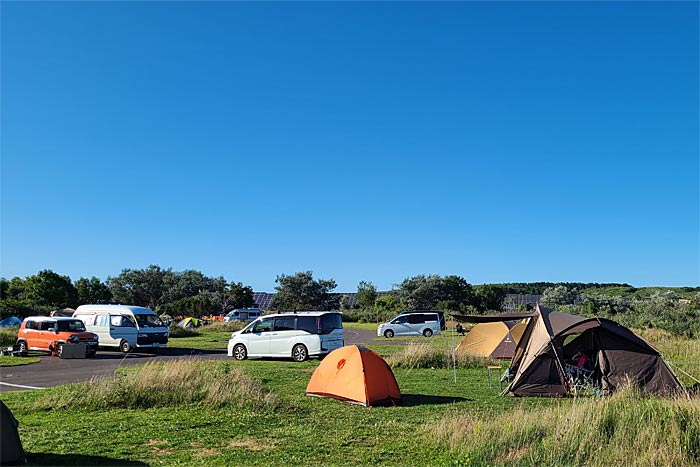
1 1 698 291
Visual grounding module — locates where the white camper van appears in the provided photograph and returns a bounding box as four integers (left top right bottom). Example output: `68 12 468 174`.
73 304 169 352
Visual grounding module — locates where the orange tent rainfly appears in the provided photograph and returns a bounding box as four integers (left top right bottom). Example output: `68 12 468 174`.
306 345 401 407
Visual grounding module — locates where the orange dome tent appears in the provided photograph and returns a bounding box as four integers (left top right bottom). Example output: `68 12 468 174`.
306 345 401 407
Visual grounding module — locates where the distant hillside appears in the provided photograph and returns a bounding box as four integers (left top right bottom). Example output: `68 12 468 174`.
580 286 699 299
487 282 631 296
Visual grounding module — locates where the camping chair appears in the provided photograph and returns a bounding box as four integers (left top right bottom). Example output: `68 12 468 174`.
564 352 599 395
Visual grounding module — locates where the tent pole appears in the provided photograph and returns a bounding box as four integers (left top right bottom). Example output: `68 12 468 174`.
451 316 456 383
548 335 570 394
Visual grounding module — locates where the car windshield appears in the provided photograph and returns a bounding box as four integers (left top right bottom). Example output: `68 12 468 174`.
56 320 86 332
134 314 165 327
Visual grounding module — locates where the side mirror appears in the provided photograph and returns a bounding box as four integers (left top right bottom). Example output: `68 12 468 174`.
48 328 58 333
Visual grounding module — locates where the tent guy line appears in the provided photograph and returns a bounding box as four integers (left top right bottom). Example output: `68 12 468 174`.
0 382 45 390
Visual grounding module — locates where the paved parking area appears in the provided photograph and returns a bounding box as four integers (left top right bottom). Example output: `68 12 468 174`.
0 327 381 392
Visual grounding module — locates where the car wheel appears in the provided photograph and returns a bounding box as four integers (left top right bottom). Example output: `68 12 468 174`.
292 344 308 362
233 344 247 360
423 329 433 337
119 340 132 353
16 340 27 357
384 330 394 338
56 343 64 358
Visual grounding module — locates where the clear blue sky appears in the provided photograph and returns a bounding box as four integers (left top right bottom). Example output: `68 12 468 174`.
1 1 698 292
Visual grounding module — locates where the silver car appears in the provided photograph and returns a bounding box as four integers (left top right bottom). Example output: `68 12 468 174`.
377 312 441 338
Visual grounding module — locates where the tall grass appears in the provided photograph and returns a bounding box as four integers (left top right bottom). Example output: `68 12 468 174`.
34 359 281 410
428 386 700 467
0 326 19 347
386 342 501 369
201 321 246 333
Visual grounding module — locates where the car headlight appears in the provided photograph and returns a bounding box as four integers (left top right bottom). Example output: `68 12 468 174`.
68 335 78 343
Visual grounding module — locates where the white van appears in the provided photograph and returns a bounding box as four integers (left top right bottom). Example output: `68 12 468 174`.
227 311 344 362
223 308 262 323
377 312 441 338
73 304 169 352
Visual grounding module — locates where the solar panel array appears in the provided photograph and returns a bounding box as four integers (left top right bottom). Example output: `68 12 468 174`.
502 294 542 311
252 292 275 310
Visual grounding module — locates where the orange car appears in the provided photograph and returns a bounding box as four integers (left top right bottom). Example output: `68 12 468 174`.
16 317 99 358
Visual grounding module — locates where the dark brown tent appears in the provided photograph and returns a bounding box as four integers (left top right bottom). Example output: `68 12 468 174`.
1 401 26 465
454 305 683 397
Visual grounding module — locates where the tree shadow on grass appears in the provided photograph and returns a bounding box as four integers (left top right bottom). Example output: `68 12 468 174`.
400 393 470 406
26 453 149 466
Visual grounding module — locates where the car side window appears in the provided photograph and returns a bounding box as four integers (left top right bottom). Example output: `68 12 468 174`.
253 320 272 333
407 314 425 324
274 317 295 332
76 314 95 326
297 316 317 334
394 316 409 324
39 321 55 331
25 321 36 330
96 314 109 327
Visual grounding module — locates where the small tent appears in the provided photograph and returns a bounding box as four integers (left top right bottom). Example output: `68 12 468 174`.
0 317 22 328
177 317 201 329
455 321 527 359
1 401 26 466
50 308 75 317
306 345 401 406
454 305 683 397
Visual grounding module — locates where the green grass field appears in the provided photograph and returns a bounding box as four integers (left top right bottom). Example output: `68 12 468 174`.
1 323 698 466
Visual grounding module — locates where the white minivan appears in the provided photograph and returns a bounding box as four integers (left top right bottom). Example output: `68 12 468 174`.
377 312 442 338
227 311 344 362
73 304 169 352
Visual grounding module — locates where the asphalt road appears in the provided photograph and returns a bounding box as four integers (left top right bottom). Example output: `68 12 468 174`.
0 327 380 392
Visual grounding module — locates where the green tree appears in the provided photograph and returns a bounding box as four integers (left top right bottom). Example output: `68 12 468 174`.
24 270 78 309
356 281 378 310
107 265 171 308
75 277 113 305
162 269 217 304
396 274 477 310
474 284 508 312
373 294 403 321
270 271 338 311
0 277 34 318
213 279 256 314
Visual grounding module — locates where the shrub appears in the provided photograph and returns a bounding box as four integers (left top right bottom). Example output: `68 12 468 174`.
34 359 281 411
168 324 199 338
0 327 19 347
200 321 246 333
428 386 700 467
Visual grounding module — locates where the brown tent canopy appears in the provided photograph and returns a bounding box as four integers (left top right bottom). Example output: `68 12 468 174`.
452 312 538 324
504 305 683 397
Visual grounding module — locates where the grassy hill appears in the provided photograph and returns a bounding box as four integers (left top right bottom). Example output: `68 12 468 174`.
580 285 699 299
